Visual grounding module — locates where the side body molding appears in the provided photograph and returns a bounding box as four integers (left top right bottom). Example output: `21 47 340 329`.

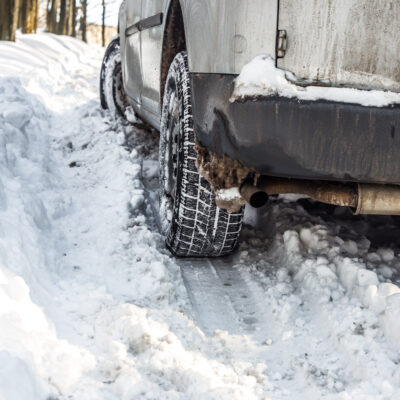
125 13 163 37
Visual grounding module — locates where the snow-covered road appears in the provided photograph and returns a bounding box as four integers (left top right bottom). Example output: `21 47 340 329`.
1 34 400 400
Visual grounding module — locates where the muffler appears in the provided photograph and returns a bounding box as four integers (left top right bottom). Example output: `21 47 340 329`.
354 184 400 215
240 177 400 215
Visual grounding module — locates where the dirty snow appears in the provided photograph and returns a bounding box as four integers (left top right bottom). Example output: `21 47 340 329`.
232 55 400 107
216 187 241 201
0 33 400 400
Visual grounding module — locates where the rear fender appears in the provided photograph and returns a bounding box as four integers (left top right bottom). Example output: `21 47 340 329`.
180 0 278 74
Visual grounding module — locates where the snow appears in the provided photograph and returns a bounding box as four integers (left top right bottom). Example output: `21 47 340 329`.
231 55 400 107
0 32 400 400
216 187 241 201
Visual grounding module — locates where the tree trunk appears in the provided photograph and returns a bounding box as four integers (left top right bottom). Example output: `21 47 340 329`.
20 0 27 31
46 0 51 30
47 0 59 33
21 0 38 34
80 0 87 42
58 0 67 35
0 0 20 41
102 0 106 47
67 0 75 36
71 0 76 37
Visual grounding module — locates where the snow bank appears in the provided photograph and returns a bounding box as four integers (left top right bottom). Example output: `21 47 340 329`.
280 224 400 351
232 55 400 107
0 34 102 398
0 33 274 399
236 205 400 399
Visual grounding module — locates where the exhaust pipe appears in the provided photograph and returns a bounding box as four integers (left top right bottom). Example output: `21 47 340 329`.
354 184 400 215
240 177 400 215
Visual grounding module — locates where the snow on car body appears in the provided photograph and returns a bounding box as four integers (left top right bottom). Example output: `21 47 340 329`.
101 0 400 257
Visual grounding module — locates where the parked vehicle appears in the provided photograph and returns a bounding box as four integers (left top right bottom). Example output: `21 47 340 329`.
100 0 400 257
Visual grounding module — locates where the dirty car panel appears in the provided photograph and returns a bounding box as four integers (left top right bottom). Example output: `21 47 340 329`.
278 0 400 91
191 74 400 185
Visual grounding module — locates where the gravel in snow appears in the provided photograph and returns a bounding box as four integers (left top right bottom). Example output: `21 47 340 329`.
0 33 400 400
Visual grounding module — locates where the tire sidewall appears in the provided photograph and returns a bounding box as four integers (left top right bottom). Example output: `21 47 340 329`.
159 54 188 239
100 36 126 117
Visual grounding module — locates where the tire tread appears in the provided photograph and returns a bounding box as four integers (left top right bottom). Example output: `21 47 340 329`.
160 52 243 257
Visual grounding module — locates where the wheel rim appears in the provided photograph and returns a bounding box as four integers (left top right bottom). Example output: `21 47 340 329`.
112 63 127 116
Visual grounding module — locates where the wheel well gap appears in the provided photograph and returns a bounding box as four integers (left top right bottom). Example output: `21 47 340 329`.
160 0 187 106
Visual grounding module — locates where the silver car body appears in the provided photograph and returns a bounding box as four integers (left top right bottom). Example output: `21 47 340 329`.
118 0 399 129
119 0 279 128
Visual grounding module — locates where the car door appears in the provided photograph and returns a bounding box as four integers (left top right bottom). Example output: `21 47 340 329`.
123 0 143 106
140 0 166 120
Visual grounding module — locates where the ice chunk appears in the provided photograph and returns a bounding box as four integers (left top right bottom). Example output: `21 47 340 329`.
2 104 32 129
382 294 400 350
357 269 379 287
377 248 395 262
338 258 359 292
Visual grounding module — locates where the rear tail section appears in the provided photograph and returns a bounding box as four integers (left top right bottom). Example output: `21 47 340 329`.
277 0 400 91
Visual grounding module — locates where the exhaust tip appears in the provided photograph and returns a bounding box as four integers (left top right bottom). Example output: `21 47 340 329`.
249 192 269 208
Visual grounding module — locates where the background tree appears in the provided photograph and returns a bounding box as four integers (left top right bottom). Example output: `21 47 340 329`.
58 0 67 34
21 0 38 34
0 0 21 41
101 0 105 47
45 0 51 30
67 0 76 37
47 0 59 33
80 0 87 42
2 0 115 44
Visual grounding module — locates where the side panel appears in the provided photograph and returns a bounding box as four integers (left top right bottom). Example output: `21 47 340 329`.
278 0 400 91
121 0 143 105
182 0 278 74
140 0 167 119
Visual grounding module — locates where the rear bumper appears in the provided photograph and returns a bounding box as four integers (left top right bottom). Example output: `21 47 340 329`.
191 73 400 184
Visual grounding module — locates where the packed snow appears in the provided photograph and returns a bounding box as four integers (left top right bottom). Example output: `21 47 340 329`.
216 187 241 201
1 33 400 400
231 55 400 107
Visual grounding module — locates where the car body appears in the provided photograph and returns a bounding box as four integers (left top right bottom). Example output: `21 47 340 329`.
97 0 400 257
118 0 400 188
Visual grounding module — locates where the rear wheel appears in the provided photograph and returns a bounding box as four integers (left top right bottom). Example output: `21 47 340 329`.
100 36 127 117
159 52 244 257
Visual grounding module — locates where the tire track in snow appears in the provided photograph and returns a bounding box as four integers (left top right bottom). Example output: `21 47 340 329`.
138 138 270 336
179 259 242 335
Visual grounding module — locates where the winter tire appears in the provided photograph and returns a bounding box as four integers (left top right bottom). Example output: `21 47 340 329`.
159 52 244 257
100 36 127 117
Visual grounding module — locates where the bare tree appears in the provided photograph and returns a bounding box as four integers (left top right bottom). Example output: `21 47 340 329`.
71 0 76 36
80 0 87 42
32 0 39 32
46 0 51 30
21 0 39 34
67 0 76 36
46 0 78 38
0 0 21 41
102 0 106 47
47 0 59 33
58 0 67 34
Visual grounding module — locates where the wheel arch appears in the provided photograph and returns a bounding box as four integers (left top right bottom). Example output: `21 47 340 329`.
160 0 187 105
